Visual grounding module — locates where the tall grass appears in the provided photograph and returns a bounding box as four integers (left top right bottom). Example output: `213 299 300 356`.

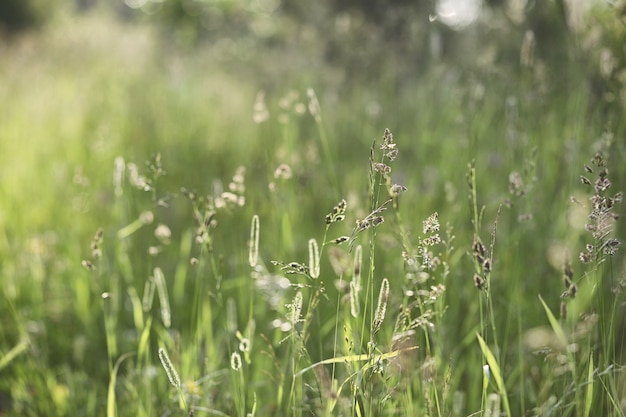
0 10 625 417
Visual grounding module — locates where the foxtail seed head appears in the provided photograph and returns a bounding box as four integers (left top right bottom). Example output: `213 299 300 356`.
158 347 181 388
249 214 260 267
372 278 390 335
308 238 320 279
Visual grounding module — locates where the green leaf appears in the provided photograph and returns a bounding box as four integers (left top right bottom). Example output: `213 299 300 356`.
107 353 135 417
476 333 511 416
584 354 593 417
539 295 576 375
0 338 29 371
538 295 568 349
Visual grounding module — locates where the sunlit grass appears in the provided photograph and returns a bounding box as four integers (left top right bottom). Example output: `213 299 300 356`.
0 9 625 417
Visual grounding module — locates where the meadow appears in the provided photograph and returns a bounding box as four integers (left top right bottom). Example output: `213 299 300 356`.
0 6 625 417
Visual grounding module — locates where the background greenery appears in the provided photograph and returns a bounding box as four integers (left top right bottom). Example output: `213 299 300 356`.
0 1 625 416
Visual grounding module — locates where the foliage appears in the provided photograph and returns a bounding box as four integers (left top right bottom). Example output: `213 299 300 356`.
0 5 626 417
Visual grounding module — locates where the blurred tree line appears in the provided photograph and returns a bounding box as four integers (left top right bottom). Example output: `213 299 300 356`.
1 0 625 113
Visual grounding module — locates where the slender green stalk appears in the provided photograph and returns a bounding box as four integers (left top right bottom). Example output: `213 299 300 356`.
307 88 338 194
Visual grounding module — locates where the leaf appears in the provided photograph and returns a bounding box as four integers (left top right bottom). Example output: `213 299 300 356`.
539 295 576 376
584 353 593 417
538 295 568 349
476 333 511 416
294 346 418 377
107 353 135 417
0 338 29 371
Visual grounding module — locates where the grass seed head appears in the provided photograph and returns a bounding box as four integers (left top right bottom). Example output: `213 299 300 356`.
579 153 621 263
231 351 242 371
390 184 407 196
249 214 260 267
380 128 395 150
307 87 322 123
154 224 172 244
273 164 292 179
372 278 390 335
326 199 347 224
349 280 360 318
472 234 487 264
81 260 95 271
373 162 391 174
153 267 172 328
308 238 320 279
332 236 349 244
158 347 181 388
509 171 525 196
290 291 303 326
239 338 250 353
474 273 485 290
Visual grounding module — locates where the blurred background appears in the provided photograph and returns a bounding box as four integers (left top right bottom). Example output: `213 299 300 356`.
2 0 624 217
2 0 625 96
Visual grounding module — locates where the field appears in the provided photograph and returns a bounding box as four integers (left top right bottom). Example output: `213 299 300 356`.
0 5 625 417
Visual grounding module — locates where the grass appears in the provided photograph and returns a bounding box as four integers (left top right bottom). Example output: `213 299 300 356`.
1 8 626 417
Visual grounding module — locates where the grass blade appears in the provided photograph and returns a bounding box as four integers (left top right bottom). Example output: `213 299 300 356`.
584 353 593 417
107 353 135 417
476 333 511 416
0 338 29 371
538 295 568 349
538 296 576 374
294 345 417 377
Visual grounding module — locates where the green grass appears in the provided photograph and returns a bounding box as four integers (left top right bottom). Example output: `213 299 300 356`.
1 9 626 417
